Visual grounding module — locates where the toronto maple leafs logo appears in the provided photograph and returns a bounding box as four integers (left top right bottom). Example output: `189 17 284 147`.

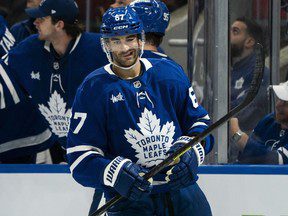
124 108 175 167
38 91 71 138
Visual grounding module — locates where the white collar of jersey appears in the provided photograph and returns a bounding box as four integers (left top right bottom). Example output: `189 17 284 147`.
44 34 82 54
104 58 152 76
151 51 168 58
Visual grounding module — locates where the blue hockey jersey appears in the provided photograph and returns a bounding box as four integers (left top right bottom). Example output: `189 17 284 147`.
231 53 270 133
0 32 108 159
142 50 172 60
238 113 288 164
67 58 213 196
0 15 15 58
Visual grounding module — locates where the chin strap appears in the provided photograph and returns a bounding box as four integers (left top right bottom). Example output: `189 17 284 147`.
111 59 139 70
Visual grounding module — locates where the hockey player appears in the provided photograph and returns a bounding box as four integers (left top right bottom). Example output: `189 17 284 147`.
233 81 288 164
0 1 16 57
89 2 212 215
67 7 213 215
0 0 108 163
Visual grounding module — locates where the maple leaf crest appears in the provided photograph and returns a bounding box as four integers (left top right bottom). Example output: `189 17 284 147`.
38 91 71 138
124 108 175 167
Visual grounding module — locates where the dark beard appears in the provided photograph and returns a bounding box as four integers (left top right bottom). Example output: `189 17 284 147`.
231 44 244 58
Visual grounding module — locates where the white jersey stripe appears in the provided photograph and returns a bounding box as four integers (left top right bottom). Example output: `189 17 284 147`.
190 122 208 130
0 64 20 104
0 129 52 153
0 83 5 109
199 114 210 120
67 145 104 156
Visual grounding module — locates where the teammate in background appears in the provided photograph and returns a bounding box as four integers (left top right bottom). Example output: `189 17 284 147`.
231 81 288 164
68 7 213 216
0 1 16 57
229 17 270 162
89 2 211 215
10 0 41 43
129 0 169 58
0 0 108 163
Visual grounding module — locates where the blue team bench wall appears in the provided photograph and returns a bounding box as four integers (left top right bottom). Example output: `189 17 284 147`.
0 164 287 174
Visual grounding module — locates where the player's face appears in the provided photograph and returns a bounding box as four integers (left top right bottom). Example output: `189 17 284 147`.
27 0 42 8
230 21 249 58
34 16 57 41
275 98 288 127
108 34 141 67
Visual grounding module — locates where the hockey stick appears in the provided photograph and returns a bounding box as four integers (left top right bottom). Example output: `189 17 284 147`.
91 43 264 216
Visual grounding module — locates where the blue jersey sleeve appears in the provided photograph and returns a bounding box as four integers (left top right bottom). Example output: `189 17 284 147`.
67 81 112 189
0 97 55 159
0 16 16 58
238 134 280 164
0 49 28 109
0 56 26 109
238 114 288 164
0 35 43 108
169 64 213 154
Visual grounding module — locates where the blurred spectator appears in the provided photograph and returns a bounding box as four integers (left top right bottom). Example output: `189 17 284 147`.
229 17 270 162
10 0 41 43
232 81 288 164
0 0 108 164
110 0 135 8
0 1 16 57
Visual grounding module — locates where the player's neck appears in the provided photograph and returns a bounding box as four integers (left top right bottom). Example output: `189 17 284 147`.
50 33 73 56
144 44 158 52
112 60 142 80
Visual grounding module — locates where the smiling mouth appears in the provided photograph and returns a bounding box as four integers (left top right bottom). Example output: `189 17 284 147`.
120 51 135 61
121 50 134 58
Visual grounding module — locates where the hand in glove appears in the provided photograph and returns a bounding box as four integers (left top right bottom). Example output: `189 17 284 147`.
165 136 205 190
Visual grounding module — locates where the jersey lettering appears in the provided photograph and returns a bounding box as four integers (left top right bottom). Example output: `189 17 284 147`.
73 112 87 134
189 86 199 108
0 28 15 54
